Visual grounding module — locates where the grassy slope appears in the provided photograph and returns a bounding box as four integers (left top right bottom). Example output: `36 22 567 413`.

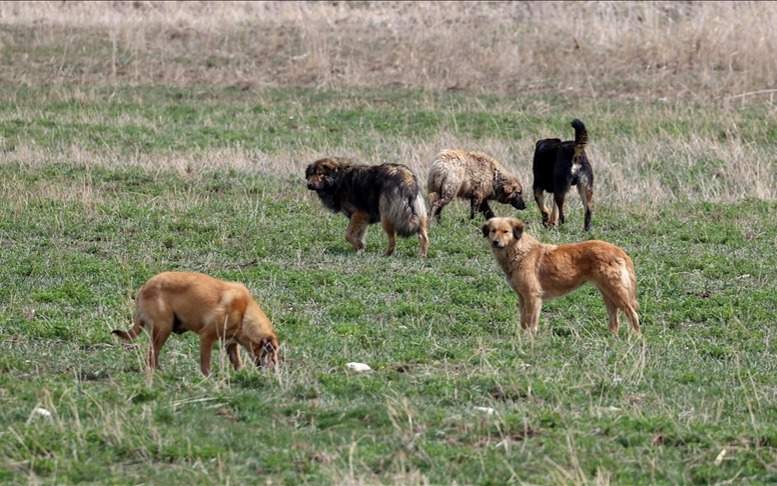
1 87 777 484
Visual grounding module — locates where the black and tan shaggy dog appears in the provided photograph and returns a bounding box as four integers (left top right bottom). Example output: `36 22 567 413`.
427 149 526 222
482 217 640 334
305 157 429 257
532 119 594 231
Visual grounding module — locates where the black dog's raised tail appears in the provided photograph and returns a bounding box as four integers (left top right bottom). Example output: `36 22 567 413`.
571 119 588 152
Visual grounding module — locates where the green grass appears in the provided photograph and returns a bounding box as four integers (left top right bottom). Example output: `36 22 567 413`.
3 85 777 156
2 87 777 484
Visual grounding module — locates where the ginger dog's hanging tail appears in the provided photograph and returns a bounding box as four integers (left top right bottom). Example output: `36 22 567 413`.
112 311 145 341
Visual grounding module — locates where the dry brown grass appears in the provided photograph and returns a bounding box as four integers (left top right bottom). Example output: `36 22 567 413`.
2 1 777 99
8 125 777 206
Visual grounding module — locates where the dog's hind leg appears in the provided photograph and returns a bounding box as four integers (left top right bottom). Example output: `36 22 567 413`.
346 211 369 253
623 304 640 334
552 192 566 226
417 216 429 257
534 189 550 226
600 291 620 335
608 290 640 334
431 193 452 223
577 180 593 231
600 277 640 334
381 217 396 256
427 192 439 220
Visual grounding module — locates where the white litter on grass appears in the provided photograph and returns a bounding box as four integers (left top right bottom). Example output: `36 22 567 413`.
26 407 53 425
714 448 727 465
473 406 496 415
346 362 372 372
32 407 52 418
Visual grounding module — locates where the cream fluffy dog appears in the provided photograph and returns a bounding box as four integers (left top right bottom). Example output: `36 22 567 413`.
113 271 280 375
482 217 640 333
427 149 526 221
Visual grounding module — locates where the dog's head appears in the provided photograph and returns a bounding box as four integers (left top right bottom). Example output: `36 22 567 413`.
482 217 524 249
496 176 526 210
305 158 342 191
240 303 281 369
249 334 280 369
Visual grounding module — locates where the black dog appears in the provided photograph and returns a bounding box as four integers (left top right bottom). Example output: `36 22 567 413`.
532 119 594 231
305 158 429 257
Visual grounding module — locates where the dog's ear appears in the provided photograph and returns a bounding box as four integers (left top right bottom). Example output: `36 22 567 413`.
323 159 340 173
511 219 524 240
481 223 490 237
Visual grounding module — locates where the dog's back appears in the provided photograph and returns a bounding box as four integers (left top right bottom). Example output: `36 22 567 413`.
428 150 501 193
135 272 249 327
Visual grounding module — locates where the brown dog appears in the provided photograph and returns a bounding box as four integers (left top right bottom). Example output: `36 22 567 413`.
427 149 526 222
482 217 639 334
112 272 280 375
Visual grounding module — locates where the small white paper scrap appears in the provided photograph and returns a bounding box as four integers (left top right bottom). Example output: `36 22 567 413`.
32 407 52 418
346 362 372 372
473 406 496 415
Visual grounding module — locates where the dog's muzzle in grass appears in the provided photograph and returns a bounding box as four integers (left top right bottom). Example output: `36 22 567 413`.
512 198 527 210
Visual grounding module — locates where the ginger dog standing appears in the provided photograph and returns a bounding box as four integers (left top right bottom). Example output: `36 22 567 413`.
482 217 639 333
113 272 280 375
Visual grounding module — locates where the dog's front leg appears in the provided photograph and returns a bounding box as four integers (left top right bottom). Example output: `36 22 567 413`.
148 326 172 370
478 200 495 220
346 212 369 253
199 334 217 376
227 342 243 370
522 295 543 332
518 294 528 331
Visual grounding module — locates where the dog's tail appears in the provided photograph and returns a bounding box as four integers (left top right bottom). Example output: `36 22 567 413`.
381 184 428 237
571 119 588 154
112 311 145 341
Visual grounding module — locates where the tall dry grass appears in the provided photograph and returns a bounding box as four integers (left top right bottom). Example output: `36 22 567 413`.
8 129 777 206
2 1 776 99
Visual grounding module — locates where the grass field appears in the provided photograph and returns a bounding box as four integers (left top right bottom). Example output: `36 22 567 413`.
3 1 777 484
1 84 777 484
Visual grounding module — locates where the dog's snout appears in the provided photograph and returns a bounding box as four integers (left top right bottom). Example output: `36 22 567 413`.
513 198 527 210
492 240 504 249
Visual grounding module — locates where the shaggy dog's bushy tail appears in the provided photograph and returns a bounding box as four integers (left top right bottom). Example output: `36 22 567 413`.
571 119 588 154
381 187 428 237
